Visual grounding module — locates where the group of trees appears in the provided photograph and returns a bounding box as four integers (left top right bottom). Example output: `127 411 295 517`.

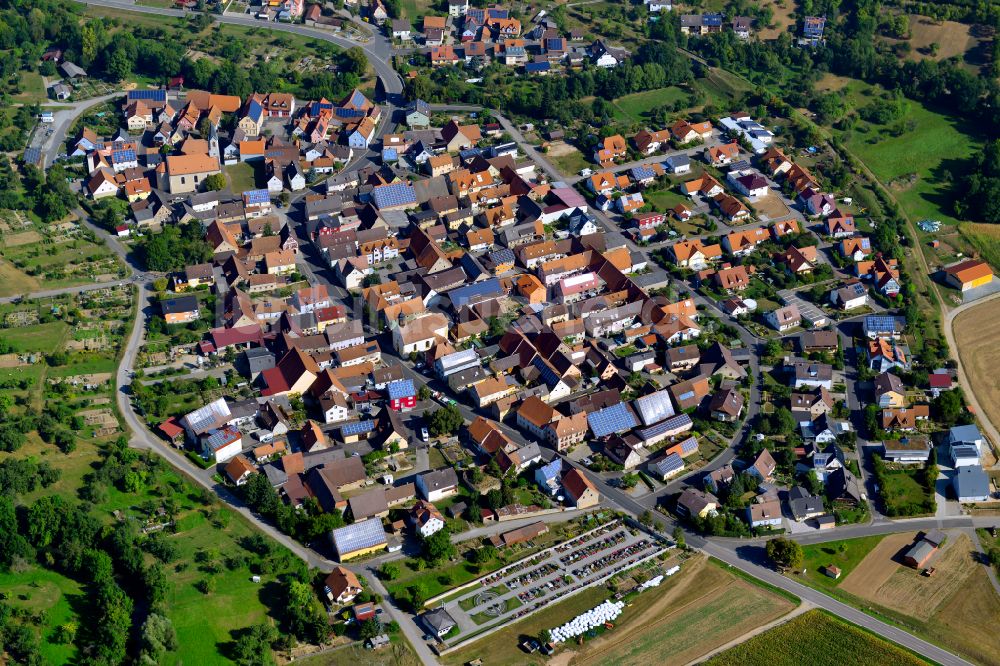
425 404 463 437
239 472 346 544
955 139 1000 224
18 163 78 223
766 536 804 570
137 222 213 272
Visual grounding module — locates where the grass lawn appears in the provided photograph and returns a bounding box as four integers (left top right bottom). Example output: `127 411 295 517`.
0 567 84 665
427 446 448 470
0 320 69 353
830 80 980 226
645 188 692 214
798 535 886 590
549 148 592 177
695 68 752 107
11 71 48 103
225 162 259 193
877 466 934 516
612 86 689 123
705 610 930 665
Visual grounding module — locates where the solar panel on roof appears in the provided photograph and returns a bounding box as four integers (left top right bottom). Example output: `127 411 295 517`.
112 149 136 163
680 437 698 454
636 413 693 441
653 452 684 475
587 403 638 438
341 420 375 436
538 458 561 480
371 183 416 209
243 189 270 204
387 379 415 400
331 517 387 556
531 357 560 388
129 89 166 101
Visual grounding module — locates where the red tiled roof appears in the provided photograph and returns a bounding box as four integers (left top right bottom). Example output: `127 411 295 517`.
159 417 184 439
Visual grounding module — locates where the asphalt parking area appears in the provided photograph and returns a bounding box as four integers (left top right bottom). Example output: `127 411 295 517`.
439 520 666 640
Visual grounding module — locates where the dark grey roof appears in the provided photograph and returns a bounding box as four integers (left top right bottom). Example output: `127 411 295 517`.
953 465 989 500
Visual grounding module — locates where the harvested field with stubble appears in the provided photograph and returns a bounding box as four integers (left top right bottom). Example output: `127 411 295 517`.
871 534 975 620
953 298 1000 445
838 531 915 598
828 530 1000 665
704 610 930 666
841 532 975 619
565 557 796 666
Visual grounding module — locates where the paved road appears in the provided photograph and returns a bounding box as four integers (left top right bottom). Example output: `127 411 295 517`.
39 92 122 167
80 0 403 97
0 278 130 305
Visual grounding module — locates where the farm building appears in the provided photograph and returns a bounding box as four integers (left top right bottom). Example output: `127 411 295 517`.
942 259 993 292
953 466 990 503
902 539 937 569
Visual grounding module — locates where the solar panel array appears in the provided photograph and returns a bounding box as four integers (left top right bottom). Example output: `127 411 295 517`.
489 248 515 265
184 398 231 434
538 458 562 481
652 452 684 476
632 390 676 426
387 379 415 400
129 89 166 102
371 183 417 209
631 165 655 180
636 413 693 441
864 315 899 332
332 517 387 556
450 278 502 309
531 356 561 388
678 436 698 454
243 189 270 204
587 403 638 438
112 149 136 163
341 420 375 436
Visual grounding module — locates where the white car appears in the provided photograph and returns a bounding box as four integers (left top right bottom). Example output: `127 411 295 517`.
420 427 429 442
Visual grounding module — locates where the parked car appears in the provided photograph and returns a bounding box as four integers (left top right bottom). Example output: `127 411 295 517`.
420 427 429 442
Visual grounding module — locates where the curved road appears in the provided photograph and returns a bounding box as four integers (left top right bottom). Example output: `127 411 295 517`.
79 0 403 96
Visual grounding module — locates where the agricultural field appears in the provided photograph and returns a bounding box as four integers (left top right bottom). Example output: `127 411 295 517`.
704 610 930 666
795 531 1000 665
0 216 127 296
825 79 981 228
563 557 796 666
952 297 1000 445
958 223 1000 271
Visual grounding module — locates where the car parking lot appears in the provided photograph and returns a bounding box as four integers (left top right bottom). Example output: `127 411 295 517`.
437 520 666 640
